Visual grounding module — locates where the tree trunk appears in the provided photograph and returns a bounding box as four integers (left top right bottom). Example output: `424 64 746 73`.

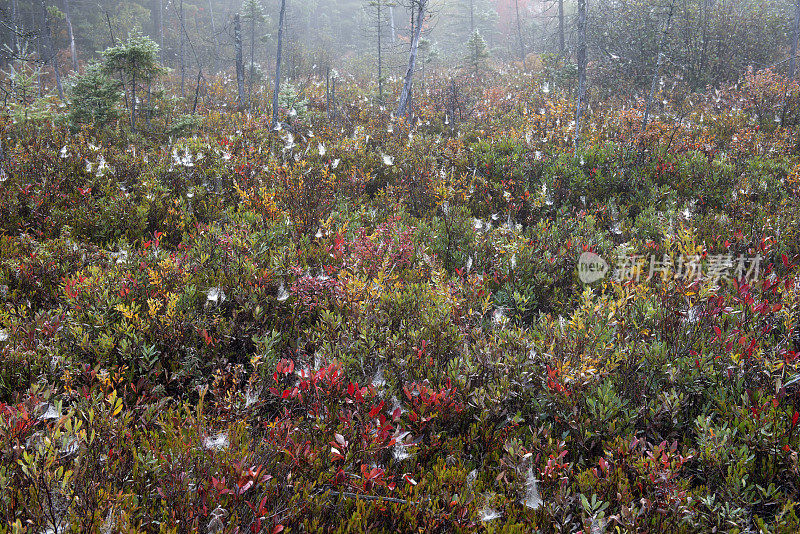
558 0 565 55
272 0 287 126
105 11 116 45
146 81 152 126
12 0 21 53
159 0 164 63
515 0 526 69
208 0 220 74
192 68 202 113
249 10 255 110
41 0 64 99
470 0 477 76
131 69 136 130
326 67 331 121
377 0 383 104
642 0 675 134
397 0 426 118
780 0 800 126
469 0 474 34
410 1 415 57
36 20 43 98
574 0 586 149
235 13 245 110
698 0 708 88
62 0 77 70
180 0 186 96
151 0 160 48
791 0 800 80
389 6 396 44
331 75 336 120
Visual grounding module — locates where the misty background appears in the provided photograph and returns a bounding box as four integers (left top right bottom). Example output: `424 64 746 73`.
2 0 800 109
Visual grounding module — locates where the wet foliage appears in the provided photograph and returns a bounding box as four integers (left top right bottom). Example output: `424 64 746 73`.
1 66 800 532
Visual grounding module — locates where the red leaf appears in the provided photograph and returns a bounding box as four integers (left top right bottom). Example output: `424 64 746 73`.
277 358 294 375
369 401 384 419
782 254 789 268
272 526 284 534
793 411 799 428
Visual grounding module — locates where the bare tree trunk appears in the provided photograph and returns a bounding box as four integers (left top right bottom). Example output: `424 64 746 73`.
558 0 564 55
151 0 160 48
105 11 116 45
469 0 474 34
249 9 255 110
146 81 152 126
791 0 800 80
208 0 220 74
514 0 526 69
698 0 708 88
272 0 287 126
470 0 477 75
63 0 78 70
397 0 426 118
41 0 63 100
326 67 331 121
131 69 136 130
36 19 43 98
377 0 383 104
180 0 186 96
642 0 675 134
389 6 396 44
780 0 800 126
12 0 21 53
159 0 164 63
192 68 202 113
235 13 245 110
331 75 337 121
574 0 586 149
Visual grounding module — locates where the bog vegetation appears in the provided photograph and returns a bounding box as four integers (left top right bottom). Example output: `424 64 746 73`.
2 1 800 533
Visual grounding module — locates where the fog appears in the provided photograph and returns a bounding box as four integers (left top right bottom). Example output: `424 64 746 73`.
3 0 798 109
